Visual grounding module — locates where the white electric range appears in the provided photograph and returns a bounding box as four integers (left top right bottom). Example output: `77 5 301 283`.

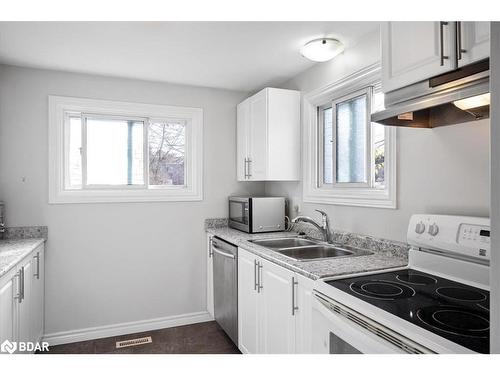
312 214 490 354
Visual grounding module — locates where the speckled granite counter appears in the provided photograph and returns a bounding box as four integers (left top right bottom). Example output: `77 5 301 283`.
0 239 45 278
205 220 408 280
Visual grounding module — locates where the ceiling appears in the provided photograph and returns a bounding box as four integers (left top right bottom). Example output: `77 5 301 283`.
0 22 379 92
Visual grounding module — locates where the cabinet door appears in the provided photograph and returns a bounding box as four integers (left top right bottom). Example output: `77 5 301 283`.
31 247 44 343
382 21 456 93
259 258 295 354
0 271 17 347
458 22 490 67
18 259 32 346
294 274 314 353
248 89 268 180
237 249 259 354
206 235 214 318
236 99 250 181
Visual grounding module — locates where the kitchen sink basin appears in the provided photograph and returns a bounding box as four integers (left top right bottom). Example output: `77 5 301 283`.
277 245 353 260
249 236 372 261
250 237 318 249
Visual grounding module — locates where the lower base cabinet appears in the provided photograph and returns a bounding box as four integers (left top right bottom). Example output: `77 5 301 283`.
237 247 313 354
0 243 44 354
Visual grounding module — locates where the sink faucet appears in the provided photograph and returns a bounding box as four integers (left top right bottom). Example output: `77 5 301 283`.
292 209 331 243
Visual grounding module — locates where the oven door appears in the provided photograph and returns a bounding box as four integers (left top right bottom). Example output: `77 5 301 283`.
312 291 431 354
228 198 250 232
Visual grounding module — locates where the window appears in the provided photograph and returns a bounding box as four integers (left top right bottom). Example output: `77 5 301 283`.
302 64 396 208
49 96 203 203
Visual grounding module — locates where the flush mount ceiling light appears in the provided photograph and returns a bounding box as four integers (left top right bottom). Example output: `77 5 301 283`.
300 38 344 62
453 93 490 110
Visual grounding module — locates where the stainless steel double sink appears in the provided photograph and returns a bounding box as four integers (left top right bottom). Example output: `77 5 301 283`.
249 236 372 262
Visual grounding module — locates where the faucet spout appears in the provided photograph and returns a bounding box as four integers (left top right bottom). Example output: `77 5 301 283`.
292 209 332 242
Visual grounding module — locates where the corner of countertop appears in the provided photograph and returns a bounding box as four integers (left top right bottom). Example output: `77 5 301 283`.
2 226 48 241
205 218 228 230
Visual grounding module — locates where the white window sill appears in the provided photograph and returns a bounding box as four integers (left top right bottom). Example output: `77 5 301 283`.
303 185 396 209
49 187 202 204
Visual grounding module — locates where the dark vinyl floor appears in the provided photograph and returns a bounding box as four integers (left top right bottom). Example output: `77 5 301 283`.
42 321 241 354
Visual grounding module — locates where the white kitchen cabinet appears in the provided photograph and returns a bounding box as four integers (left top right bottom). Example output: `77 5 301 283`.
294 274 314 353
382 21 456 93
458 22 490 67
237 247 312 354
206 234 214 318
259 257 295 353
236 87 300 181
31 248 44 343
237 248 259 354
0 243 44 354
17 258 33 345
0 268 17 346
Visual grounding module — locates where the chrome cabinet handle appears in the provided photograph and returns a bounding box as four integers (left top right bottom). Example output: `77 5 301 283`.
13 272 22 301
34 252 40 279
213 247 235 260
247 158 252 178
254 259 258 291
258 262 263 292
16 267 25 303
439 21 449 66
456 21 466 61
244 158 248 179
208 238 213 258
292 277 299 316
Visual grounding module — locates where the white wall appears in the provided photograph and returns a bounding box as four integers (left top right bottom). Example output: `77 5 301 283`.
489 21 499 353
0 64 263 337
266 31 490 243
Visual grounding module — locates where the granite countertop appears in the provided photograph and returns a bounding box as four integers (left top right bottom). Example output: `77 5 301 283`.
206 224 408 280
0 238 45 278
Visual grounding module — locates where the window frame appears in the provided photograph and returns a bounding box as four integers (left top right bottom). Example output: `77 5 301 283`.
302 63 397 209
49 95 203 204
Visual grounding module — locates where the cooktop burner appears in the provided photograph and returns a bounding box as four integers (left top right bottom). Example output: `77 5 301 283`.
396 272 437 286
436 287 487 302
350 280 415 300
417 305 489 338
326 268 490 353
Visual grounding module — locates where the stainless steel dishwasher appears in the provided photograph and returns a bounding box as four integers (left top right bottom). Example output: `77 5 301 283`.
212 236 238 345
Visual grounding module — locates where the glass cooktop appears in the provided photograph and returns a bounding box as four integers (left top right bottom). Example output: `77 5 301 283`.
326 269 490 353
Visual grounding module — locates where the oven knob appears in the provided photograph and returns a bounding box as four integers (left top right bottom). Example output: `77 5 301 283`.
428 223 439 236
415 222 425 234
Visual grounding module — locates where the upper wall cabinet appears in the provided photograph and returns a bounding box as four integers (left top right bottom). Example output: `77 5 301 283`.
237 88 300 181
458 22 490 67
381 22 490 93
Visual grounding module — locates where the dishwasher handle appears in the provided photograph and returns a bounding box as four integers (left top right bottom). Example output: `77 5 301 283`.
213 247 236 260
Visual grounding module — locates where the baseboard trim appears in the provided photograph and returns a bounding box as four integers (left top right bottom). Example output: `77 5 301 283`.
43 311 214 346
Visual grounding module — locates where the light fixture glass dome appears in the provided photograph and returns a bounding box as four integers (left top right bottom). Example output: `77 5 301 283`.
300 38 344 62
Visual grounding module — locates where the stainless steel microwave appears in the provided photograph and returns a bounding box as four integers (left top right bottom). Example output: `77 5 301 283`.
228 197 285 233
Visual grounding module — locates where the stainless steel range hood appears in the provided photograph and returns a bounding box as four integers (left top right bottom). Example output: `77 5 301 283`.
371 59 490 128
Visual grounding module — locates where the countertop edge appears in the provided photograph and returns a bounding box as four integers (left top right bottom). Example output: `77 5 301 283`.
0 238 46 279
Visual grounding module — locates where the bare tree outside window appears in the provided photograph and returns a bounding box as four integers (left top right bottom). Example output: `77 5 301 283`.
148 120 186 186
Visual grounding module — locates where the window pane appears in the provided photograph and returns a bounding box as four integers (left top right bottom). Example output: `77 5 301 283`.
68 116 82 188
322 107 333 184
86 117 144 185
336 95 367 183
373 122 385 187
148 120 186 186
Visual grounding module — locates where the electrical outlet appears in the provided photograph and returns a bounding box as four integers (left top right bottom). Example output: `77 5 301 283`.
291 197 301 215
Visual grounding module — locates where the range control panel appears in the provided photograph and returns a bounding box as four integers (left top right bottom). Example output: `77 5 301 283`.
408 214 490 261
